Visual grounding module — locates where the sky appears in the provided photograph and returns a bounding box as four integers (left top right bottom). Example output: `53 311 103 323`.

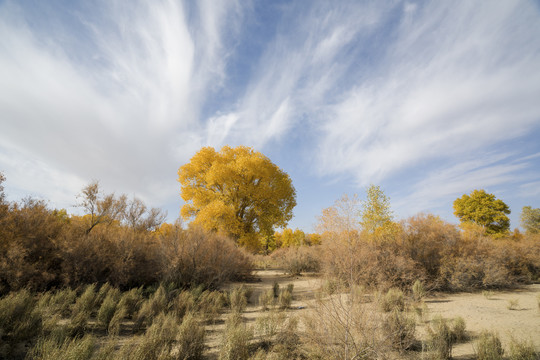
1 0 540 232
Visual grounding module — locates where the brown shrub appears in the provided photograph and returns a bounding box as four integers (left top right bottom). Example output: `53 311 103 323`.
159 225 253 289
0 198 65 293
270 245 321 275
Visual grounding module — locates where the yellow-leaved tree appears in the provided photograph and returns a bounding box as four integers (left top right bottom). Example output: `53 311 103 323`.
178 146 296 252
360 184 399 242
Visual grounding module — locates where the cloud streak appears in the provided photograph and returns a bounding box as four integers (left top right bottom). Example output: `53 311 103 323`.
0 0 539 228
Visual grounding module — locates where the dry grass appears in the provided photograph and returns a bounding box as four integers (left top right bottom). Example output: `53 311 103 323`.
474 330 504 360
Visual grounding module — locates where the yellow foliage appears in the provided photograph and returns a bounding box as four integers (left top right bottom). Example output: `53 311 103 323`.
178 146 296 251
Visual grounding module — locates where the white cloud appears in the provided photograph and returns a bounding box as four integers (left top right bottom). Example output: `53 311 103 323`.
316 0 540 186
0 0 243 211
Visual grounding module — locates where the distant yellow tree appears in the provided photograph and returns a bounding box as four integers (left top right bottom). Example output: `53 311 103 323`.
178 146 296 251
520 206 540 234
453 189 510 236
360 185 398 241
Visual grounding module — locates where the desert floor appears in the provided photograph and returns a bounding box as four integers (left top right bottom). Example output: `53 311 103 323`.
205 270 540 359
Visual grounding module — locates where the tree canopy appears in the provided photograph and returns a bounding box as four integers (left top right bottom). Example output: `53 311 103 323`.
520 206 540 234
453 189 510 235
178 145 296 251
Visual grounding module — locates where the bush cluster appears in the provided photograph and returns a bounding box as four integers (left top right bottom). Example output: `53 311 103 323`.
320 213 540 291
0 196 252 294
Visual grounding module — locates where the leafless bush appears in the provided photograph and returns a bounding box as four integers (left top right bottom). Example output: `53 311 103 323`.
159 225 253 289
302 290 385 360
270 246 320 275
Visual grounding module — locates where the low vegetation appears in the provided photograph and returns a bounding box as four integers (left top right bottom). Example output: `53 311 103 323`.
1 173 540 359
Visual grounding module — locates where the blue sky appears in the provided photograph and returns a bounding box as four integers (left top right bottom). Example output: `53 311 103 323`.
1 0 540 232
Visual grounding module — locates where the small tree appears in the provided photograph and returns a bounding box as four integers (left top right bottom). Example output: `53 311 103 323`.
453 190 510 235
520 206 540 234
360 185 398 241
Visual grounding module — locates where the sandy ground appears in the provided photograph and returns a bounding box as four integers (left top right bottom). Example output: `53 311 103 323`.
206 270 540 359
423 285 540 359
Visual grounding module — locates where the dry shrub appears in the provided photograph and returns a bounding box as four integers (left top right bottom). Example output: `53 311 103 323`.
508 337 538 360
259 289 275 311
119 312 179 360
382 309 416 351
320 228 424 290
302 291 384 360
219 312 253 360
378 287 406 312
117 287 144 319
424 316 454 360
451 317 467 343
228 286 248 313
97 289 120 331
171 291 195 319
176 312 206 360
0 198 65 294
197 290 226 322
507 298 520 310
412 279 426 301
27 334 95 360
400 214 459 284
60 228 161 289
159 226 253 289
0 289 42 357
108 305 127 336
277 289 292 310
270 246 320 275
134 284 168 331
475 330 504 360
255 310 287 345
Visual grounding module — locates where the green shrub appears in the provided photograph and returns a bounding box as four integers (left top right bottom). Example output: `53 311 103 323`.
475 330 504 360
425 316 454 360
219 312 252 360
379 288 405 312
383 309 416 351
27 334 95 360
71 284 97 318
508 337 537 360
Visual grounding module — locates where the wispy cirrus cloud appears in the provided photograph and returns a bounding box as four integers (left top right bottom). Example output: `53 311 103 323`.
317 1 540 186
1 0 539 228
0 0 243 209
